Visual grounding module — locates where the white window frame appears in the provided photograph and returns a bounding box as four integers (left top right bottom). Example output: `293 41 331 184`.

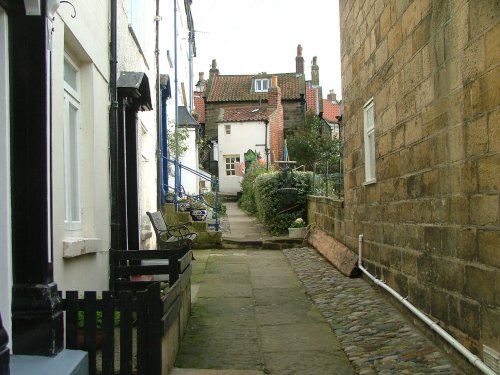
224 155 240 176
63 54 82 230
254 78 269 92
363 98 376 184
128 0 142 45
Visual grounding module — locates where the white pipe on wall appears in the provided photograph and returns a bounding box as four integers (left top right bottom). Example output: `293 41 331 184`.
357 234 496 375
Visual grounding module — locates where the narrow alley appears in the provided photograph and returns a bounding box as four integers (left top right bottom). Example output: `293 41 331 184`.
172 203 464 375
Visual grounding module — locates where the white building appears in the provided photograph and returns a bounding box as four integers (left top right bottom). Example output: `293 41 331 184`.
216 108 273 194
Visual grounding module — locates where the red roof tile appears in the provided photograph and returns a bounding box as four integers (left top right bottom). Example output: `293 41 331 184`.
306 83 320 114
323 99 340 123
194 92 205 123
207 73 305 102
217 107 272 123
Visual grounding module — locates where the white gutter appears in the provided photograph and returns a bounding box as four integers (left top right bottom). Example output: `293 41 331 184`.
357 234 496 375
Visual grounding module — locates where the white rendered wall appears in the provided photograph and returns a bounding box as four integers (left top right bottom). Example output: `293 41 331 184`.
159 0 197 193
0 5 12 341
218 121 267 194
179 127 199 195
51 2 111 293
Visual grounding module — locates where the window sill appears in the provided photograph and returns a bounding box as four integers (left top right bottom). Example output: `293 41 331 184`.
63 237 103 258
363 178 377 186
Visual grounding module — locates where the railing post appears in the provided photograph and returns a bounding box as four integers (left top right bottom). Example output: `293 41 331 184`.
326 160 329 197
215 177 220 231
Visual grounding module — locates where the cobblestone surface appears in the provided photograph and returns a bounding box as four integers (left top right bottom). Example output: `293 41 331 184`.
283 247 465 375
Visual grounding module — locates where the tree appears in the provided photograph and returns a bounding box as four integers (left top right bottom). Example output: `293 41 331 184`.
286 110 341 172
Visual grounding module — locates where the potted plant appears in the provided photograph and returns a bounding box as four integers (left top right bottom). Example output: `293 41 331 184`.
177 197 191 212
190 201 208 221
288 218 307 238
165 191 176 203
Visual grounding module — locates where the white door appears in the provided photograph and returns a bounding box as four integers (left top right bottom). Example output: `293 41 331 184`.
0 5 13 342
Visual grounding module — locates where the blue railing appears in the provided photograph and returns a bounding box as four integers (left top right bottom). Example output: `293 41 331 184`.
163 158 220 231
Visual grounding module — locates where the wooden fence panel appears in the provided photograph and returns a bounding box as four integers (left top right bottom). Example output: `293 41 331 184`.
147 283 162 375
83 291 97 375
119 291 133 375
101 291 115 375
65 291 79 349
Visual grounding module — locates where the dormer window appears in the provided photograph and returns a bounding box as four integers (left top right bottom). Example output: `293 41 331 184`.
254 78 269 92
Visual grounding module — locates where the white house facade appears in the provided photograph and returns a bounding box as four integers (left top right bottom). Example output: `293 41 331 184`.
217 120 268 194
50 0 111 293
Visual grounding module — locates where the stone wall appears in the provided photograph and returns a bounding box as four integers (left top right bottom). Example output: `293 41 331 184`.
339 0 499 359
205 100 305 139
307 195 345 242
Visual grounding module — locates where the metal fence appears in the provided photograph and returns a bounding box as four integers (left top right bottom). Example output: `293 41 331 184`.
312 160 344 198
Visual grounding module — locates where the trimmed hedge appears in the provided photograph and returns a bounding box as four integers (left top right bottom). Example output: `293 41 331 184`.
254 171 313 235
238 162 269 214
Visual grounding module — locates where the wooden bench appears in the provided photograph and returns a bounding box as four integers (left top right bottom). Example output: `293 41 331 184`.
146 211 197 251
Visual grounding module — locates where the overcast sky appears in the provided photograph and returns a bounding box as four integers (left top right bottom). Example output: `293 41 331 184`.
190 0 342 100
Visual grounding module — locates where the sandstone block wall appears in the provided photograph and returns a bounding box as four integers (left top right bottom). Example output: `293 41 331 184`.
339 0 499 358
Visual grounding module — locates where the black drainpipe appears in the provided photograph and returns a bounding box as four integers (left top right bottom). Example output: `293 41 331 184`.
109 0 120 249
155 0 161 209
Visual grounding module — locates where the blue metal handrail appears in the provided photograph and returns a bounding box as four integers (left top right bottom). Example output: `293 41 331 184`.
164 157 220 231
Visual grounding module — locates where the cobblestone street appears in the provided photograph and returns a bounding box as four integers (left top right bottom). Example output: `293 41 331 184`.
284 247 464 375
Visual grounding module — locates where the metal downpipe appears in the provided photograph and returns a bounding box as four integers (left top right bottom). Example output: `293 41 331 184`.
357 234 496 375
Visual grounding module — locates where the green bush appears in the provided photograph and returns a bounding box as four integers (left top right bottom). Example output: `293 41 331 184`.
254 171 313 235
238 162 270 214
202 191 227 216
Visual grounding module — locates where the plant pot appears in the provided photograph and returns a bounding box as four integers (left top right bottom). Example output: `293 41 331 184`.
178 202 190 212
288 227 306 238
190 209 208 221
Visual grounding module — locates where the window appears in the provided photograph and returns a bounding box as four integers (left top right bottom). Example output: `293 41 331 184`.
363 98 376 184
63 55 82 230
254 78 269 92
128 0 142 44
225 155 240 176
225 125 231 135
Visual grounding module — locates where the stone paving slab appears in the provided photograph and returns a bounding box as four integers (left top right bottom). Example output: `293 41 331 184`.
171 369 264 375
283 247 465 375
174 249 355 374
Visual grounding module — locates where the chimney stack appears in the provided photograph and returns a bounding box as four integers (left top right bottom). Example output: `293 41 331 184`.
267 75 281 108
195 71 207 92
295 44 304 75
271 75 278 87
209 59 219 79
311 56 319 86
327 89 337 102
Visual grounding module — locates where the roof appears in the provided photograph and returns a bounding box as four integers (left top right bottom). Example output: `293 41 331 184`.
178 106 199 127
194 92 205 123
322 99 340 124
217 107 272 123
306 82 320 115
117 71 153 111
207 73 305 102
